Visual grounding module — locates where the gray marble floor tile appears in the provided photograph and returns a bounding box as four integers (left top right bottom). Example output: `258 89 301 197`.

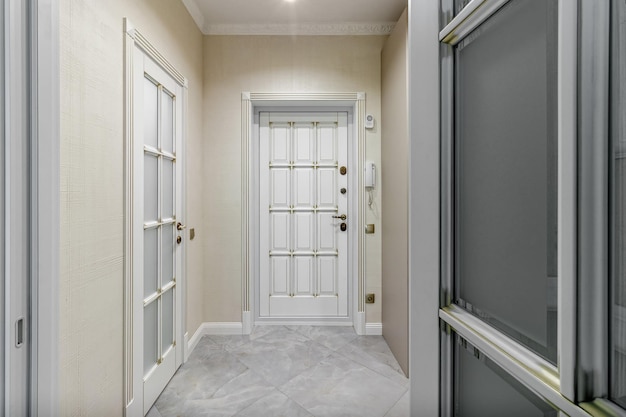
146 405 164 417
280 353 407 417
338 336 408 387
155 350 248 416
229 327 334 386
287 326 359 351
235 388 313 417
178 369 275 417
384 390 410 417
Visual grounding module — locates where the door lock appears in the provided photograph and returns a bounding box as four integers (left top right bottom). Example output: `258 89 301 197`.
340 188 347 194
332 214 347 221
340 223 347 231
176 236 182 244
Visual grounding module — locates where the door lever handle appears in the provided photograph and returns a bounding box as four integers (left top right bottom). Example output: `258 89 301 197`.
332 214 347 221
177 222 186 231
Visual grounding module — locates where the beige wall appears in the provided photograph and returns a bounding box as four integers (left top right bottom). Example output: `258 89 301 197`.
381 9 409 375
59 0 204 414
202 35 386 323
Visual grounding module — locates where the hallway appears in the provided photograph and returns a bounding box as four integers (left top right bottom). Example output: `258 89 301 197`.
148 326 409 417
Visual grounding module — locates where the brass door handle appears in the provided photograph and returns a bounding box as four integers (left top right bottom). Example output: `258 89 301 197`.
177 222 186 231
332 214 347 221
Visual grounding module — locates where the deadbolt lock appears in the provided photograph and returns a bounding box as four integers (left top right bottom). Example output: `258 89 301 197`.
176 236 182 244
340 223 347 231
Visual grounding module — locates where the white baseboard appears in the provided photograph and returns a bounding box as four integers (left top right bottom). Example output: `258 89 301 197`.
354 311 366 335
366 323 383 336
183 332 190 362
242 311 253 335
186 322 244 358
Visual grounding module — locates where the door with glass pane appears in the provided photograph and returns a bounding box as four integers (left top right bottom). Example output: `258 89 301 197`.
259 112 349 318
133 47 184 414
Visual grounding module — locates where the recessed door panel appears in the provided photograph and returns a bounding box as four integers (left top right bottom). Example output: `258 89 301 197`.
260 112 348 318
271 212 290 252
271 257 290 295
271 169 290 208
270 123 290 164
317 168 337 209
293 123 316 164
293 168 315 208
295 257 315 295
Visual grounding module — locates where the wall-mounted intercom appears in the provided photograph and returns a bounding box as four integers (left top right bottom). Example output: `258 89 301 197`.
365 114 375 129
365 161 376 189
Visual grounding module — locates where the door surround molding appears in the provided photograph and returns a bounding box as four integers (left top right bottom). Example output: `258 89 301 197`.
123 19 188 417
241 92 367 334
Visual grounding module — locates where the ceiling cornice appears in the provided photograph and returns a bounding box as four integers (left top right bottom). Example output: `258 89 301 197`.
202 22 396 36
181 0 205 32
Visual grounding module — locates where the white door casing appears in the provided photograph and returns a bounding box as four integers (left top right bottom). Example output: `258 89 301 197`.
130 39 185 415
259 112 349 318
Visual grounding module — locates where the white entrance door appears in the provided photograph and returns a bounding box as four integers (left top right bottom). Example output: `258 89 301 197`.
259 112 349 317
133 47 184 414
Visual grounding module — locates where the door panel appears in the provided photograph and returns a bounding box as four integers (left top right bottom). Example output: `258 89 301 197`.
260 112 348 318
133 48 184 414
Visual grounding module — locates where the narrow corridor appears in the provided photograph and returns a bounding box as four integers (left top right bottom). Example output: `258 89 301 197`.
148 326 409 417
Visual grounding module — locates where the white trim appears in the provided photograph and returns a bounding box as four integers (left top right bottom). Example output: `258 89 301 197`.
557 0 578 401
31 0 60 415
186 322 244 358
354 311 366 336
180 0 205 33
365 323 382 336
242 311 253 335
440 307 590 417
203 22 396 36
242 92 366 333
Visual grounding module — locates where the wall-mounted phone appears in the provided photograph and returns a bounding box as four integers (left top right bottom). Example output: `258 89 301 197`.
365 161 376 189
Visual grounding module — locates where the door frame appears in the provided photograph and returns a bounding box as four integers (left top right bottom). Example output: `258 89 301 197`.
2 0 60 415
123 19 188 417
241 93 367 334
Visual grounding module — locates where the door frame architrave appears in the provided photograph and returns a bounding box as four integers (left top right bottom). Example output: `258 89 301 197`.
241 92 367 334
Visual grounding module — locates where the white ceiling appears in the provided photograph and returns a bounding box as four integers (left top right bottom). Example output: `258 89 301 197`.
182 0 407 35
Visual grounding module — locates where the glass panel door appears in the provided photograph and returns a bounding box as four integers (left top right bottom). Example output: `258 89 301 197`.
454 0 558 362
143 76 178 382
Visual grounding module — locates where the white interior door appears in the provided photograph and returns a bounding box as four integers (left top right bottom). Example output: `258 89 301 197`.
260 112 349 318
133 46 184 414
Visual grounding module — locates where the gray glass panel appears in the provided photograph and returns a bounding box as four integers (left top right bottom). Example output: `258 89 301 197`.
163 158 174 220
162 223 174 285
143 77 158 149
454 0 558 362
144 300 158 376
144 227 158 298
454 334 558 417
144 154 158 222
162 90 174 154
611 0 626 408
162 288 174 352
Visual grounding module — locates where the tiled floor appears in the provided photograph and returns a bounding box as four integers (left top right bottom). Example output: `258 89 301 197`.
147 325 409 417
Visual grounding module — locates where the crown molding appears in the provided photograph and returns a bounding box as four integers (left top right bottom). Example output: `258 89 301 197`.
202 22 396 36
181 0 206 33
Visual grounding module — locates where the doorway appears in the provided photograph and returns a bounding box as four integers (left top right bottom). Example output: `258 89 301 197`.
259 112 350 318
242 94 367 331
